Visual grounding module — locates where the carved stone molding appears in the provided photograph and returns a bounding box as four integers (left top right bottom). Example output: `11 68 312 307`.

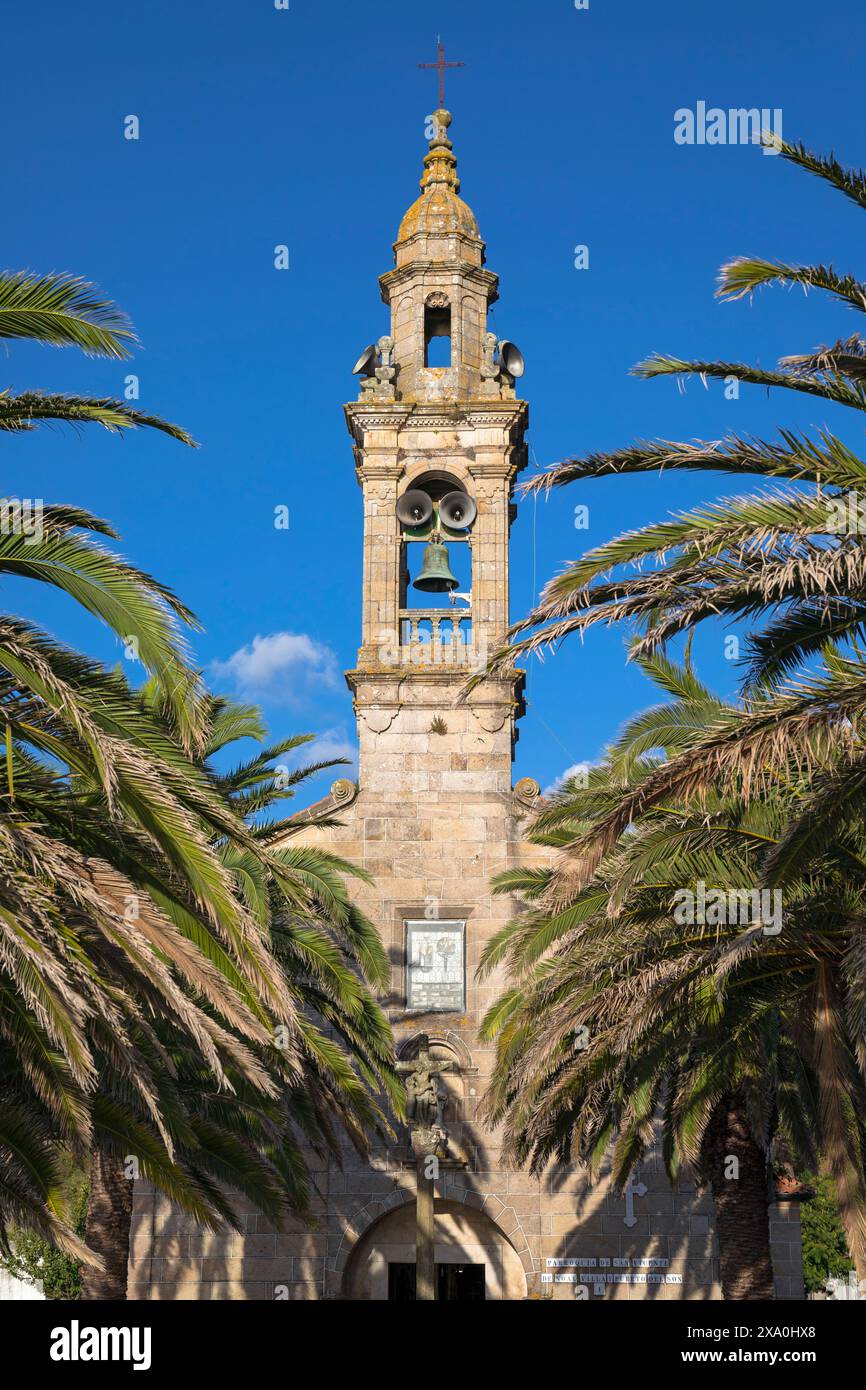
284 778 359 835
358 707 399 734
396 1030 475 1072
401 456 471 489
349 415 411 431
468 705 512 735
330 778 356 806
344 404 413 444
379 261 497 298
464 413 524 429
514 776 542 809
403 415 470 429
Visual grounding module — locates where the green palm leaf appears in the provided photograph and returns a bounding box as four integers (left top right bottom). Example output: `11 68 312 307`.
0 271 135 358
0 390 196 443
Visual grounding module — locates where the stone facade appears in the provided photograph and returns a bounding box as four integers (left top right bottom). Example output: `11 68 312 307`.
128 107 804 1302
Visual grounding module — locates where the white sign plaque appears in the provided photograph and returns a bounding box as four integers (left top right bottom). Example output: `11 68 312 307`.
543 1255 678 1288
405 920 465 1012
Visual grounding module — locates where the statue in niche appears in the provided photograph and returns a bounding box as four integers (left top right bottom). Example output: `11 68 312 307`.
398 1035 472 1168
397 1034 458 1130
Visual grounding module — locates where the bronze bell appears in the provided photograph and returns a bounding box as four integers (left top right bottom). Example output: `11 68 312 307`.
413 539 459 593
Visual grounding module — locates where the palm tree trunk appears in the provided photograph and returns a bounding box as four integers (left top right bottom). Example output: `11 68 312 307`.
79 1148 131 1300
703 1093 775 1300
812 962 866 1284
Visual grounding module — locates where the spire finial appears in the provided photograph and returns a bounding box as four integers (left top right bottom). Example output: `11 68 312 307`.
420 108 459 194
417 37 465 111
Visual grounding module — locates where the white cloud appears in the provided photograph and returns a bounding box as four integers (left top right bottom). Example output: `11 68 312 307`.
211 632 339 699
304 727 358 770
543 762 591 797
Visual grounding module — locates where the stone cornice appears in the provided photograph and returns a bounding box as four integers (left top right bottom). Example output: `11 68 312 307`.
379 260 498 305
346 665 525 699
343 403 414 444
344 398 528 443
464 402 529 429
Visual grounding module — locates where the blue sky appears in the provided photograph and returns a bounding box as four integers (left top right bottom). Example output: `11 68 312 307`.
5 0 866 794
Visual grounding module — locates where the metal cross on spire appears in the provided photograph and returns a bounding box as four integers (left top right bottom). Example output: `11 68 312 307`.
418 36 465 111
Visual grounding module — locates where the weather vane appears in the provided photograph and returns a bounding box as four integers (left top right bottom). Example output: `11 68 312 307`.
418 36 465 110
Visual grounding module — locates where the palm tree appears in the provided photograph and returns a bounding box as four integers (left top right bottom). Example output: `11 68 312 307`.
0 644 305 1279
464 141 866 1287
0 269 318 1283
481 654 866 1296
0 269 204 743
0 269 400 1294
474 138 866 836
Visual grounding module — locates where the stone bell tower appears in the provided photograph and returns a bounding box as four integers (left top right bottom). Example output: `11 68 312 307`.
131 106 804 1303
345 104 529 815
314 105 556 1300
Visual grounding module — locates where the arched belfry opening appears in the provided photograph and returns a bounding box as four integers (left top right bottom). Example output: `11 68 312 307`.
396 473 475 652
423 294 452 368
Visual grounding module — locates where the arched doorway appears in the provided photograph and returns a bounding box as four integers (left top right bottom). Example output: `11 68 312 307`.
342 1198 528 1300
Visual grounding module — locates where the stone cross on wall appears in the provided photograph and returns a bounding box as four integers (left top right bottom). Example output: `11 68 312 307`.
623 1171 648 1229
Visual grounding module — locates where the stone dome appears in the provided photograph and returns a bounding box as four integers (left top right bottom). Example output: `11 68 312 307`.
398 185 479 241
396 109 480 244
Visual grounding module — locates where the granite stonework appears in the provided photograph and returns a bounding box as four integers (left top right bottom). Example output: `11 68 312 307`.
128 108 804 1302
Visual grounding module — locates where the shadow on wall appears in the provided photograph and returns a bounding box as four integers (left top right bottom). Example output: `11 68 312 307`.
540 1154 718 1302
342 1198 527 1300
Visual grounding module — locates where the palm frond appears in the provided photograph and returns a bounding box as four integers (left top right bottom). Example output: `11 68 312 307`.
0 271 135 358
0 390 196 444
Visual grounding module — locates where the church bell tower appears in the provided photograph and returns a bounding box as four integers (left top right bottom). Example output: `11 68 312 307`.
313 104 553 1299
345 105 529 804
